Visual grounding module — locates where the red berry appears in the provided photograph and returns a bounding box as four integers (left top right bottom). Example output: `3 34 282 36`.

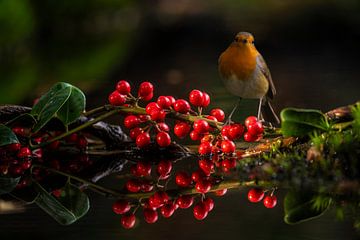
12 127 27 136
221 140 236 154
173 99 191 113
215 188 227 196
221 158 236 172
195 179 212 193
189 90 204 107
149 191 169 208
157 122 169 132
167 96 176 105
21 159 32 170
201 92 210 107
193 120 209 134
198 159 214 176
157 96 172 109
156 160 172 177
263 195 277 208
247 122 264 135
143 208 158 224
243 132 259 142
124 115 140 129
156 132 171 147
121 213 136 229
138 82 154 97
174 122 191 138
141 92 153 101
245 116 258 128
108 91 126 106
189 130 202 141
200 134 213 143
193 202 208 220
160 202 176 218
150 109 166 122
66 133 78 143
210 108 225 122
135 161 152 177
176 195 194 209
129 127 143 140
116 80 131 95
6 143 21 152
17 147 32 158
247 188 265 203
228 124 245 140
77 136 88 149
126 179 141 192
136 132 151 148
138 114 150 122
203 197 214 212
146 102 161 114
112 200 131 214
221 125 232 138
198 142 212 155
175 171 191 187
191 170 205 182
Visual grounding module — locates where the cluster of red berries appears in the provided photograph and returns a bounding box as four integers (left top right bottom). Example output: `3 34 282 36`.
0 127 90 188
247 188 277 208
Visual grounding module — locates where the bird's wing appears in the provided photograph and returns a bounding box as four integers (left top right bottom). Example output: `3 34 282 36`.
257 54 276 99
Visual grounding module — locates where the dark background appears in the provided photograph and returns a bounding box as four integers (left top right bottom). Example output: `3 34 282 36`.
1 0 360 239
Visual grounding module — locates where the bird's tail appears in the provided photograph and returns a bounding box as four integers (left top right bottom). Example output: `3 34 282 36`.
261 99 280 125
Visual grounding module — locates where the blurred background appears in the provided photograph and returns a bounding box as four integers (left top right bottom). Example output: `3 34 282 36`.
1 0 360 239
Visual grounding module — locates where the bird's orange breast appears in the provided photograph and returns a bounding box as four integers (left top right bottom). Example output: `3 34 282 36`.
218 43 258 81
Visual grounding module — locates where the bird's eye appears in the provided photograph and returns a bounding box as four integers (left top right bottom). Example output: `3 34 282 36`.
251 41 255 45
242 39 247 44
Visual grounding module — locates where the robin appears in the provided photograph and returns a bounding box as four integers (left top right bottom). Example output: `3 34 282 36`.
218 32 280 124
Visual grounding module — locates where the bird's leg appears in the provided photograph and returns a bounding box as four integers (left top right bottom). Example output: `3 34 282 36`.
224 97 242 125
257 97 263 121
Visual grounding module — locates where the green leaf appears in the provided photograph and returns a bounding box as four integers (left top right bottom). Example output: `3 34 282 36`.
34 181 90 225
280 108 329 137
0 176 20 195
57 85 85 126
284 190 331 225
0 124 19 147
31 82 86 132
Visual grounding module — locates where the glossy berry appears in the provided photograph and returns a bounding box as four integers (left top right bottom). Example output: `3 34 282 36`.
156 132 171 147
129 127 143 140
146 102 161 114
193 120 209 134
175 171 192 187
150 109 166 122
112 200 131 214
247 188 265 203
157 122 169 132
126 179 141 193
135 161 152 177
215 188 227 196
160 202 176 218
191 170 205 182
201 92 210 107
17 147 32 158
141 92 153 101
138 82 154 97
221 158 236 172
228 124 245 140
221 140 236 154
108 91 126 106
12 127 27 136
198 142 212 155
149 191 169 209
121 213 136 229
174 122 191 138
21 159 32 170
6 143 21 152
124 115 140 129
189 130 202 141
176 195 194 209
210 108 225 122
198 159 214 176
143 208 158 224
245 116 258 128
157 160 172 177
116 80 131 95
221 125 232 139
195 179 212 194
173 99 190 113
193 202 208 220
263 195 277 208
136 132 151 148
166 96 176 105
247 122 264 135
244 132 259 142
157 96 172 109
203 197 214 212
189 90 204 107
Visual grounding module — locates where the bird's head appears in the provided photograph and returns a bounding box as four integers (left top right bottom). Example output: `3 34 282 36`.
234 32 256 49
